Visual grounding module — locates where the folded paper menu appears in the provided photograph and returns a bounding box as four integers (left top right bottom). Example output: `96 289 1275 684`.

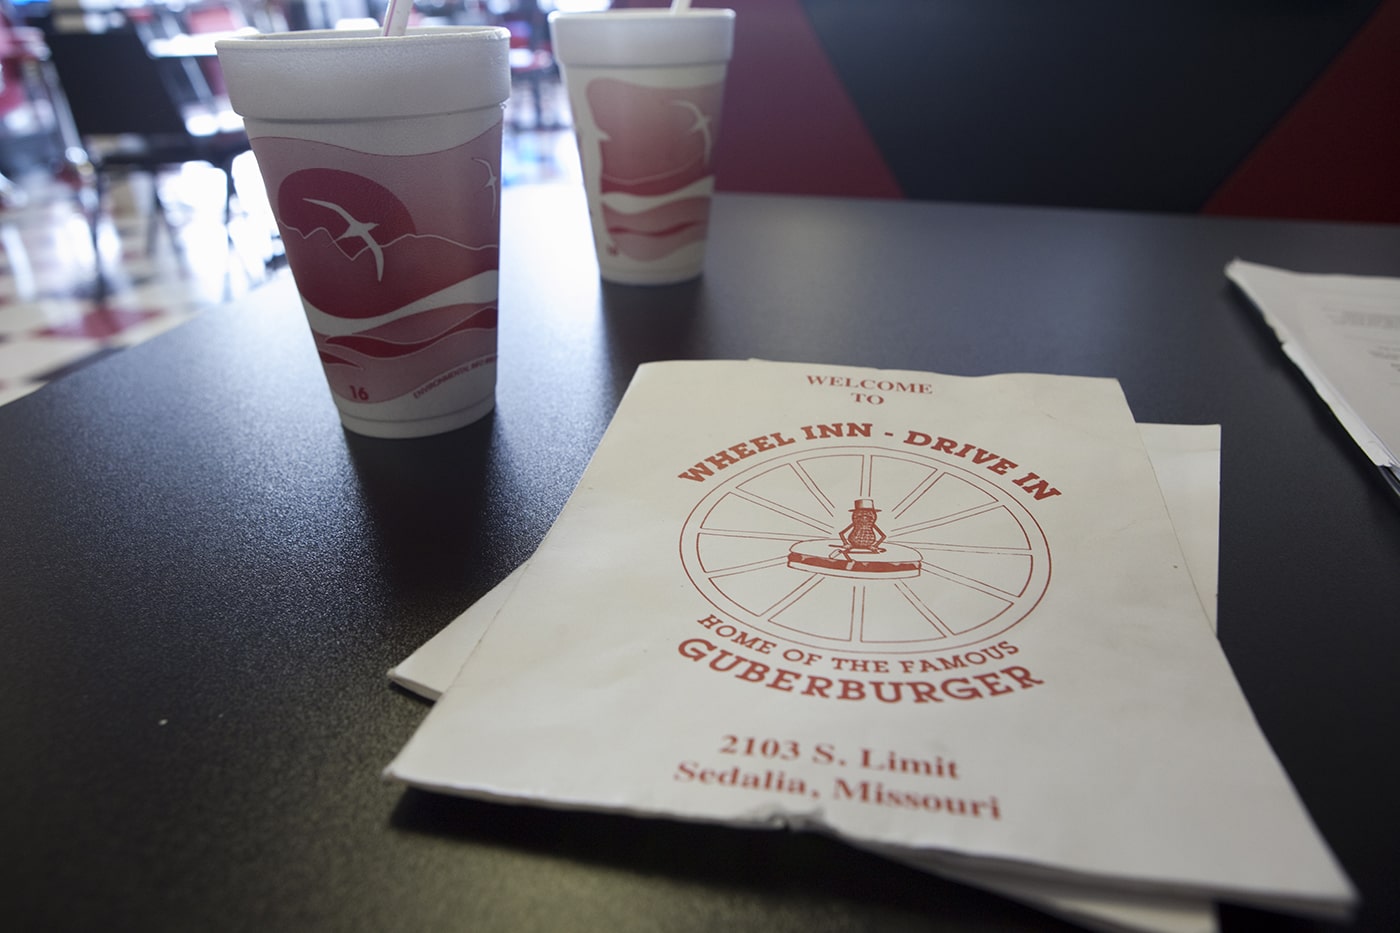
388 421 1223 933
385 360 1353 928
389 423 1221 704
388 420 1224 933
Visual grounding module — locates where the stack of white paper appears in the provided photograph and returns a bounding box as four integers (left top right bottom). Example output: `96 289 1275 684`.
1228 259 1400 498
385 360 1353 933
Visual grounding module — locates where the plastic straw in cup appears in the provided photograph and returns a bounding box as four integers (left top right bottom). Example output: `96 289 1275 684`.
382 0 412 37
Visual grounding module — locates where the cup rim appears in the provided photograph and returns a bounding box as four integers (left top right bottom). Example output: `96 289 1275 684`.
548 9 736 22
216 24 510 120
548 8 735 67
216 24 509 53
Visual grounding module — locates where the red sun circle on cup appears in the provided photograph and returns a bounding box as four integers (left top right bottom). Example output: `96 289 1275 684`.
277 169 416 242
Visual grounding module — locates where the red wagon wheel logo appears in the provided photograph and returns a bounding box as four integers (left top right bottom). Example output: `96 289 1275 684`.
679 446 1051 654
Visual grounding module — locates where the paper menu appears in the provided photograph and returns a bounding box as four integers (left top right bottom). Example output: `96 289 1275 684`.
385 360 1352 920
388 423 1223 933
1228 259 1400 495
389 423 1221 700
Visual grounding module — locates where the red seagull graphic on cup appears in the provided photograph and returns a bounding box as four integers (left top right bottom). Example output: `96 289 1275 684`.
301 197 387 280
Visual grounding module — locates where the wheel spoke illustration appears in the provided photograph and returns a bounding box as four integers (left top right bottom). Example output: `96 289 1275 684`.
680 446 1050 654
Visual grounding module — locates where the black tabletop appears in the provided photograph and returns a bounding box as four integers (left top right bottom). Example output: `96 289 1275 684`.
3 186 1398 932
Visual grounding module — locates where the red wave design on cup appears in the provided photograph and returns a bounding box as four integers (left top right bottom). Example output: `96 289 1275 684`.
319 350 361 369
325 307 498 359
603 198 711 261
587 78 724 199
350 301 498 345
311 303 497 403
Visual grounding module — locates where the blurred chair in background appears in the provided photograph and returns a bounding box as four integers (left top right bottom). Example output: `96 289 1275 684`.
43 24 250 282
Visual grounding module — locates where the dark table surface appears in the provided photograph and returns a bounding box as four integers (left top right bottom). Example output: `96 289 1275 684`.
3 185 1399 932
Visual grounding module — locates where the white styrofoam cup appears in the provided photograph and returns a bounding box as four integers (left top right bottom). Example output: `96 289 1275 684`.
218 27 510 438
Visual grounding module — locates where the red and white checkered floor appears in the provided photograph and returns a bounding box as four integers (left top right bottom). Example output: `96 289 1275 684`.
0 156 281 407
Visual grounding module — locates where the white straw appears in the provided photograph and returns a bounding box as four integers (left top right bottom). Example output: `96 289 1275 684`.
670 0 692 10
382 0 412 37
